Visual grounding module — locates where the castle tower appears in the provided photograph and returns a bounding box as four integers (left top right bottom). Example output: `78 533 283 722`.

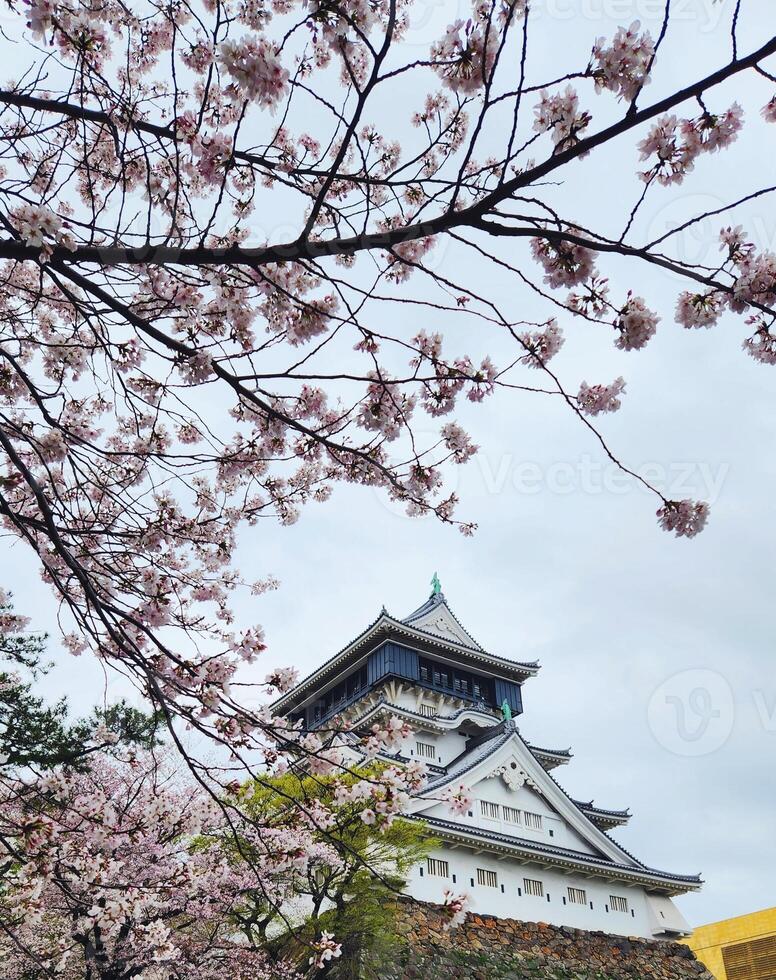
272 583 701 939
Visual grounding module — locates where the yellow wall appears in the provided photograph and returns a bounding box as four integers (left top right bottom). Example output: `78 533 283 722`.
683 907 776 979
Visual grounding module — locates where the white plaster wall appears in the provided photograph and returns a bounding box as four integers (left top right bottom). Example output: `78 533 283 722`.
406 729 469 767
405 844 674 939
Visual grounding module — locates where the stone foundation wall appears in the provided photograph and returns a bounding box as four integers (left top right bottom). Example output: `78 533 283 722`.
375 900 715 980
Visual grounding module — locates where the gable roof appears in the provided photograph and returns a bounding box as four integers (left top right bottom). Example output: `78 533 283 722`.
409 720 701 893
402 591 485 651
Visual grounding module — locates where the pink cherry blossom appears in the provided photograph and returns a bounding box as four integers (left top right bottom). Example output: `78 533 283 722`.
743 317 776 365
219 37 290 109
762 96 776 124
0 754 302 978
577 377 626 416
308 931 342 968
675 290 726 329
440 782 474 816
533 86 592 150
590 21 655 102
519 319 565 368
430 19 498 94
656 499 710 538
265 666 299 693
441 422 478 462
441 889 471 929
531 238 598 289
638 105 743 185
614 294 660 350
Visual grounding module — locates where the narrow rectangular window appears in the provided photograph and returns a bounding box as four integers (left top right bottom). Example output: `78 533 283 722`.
476 868 498 888
610 895 629 913
568 887 587 905
523 878 544 898
416 741 436 759
426 858 450 878
523 811 543 830
418 703 437 718
502 805 521 824
480 800 500 820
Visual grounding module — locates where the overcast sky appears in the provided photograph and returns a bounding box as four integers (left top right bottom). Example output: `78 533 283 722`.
6 0 776 930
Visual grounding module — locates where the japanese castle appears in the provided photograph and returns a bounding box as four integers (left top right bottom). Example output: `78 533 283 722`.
273 581 701 939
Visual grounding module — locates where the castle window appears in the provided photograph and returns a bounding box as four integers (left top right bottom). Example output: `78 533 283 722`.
454 674 471 695
480 800 500 819
476 868 498 888
427 857 450 878
416 741 436 759
523 878 544 898
502 805 521 824
523 811 543 830
418 703 437 718
567 887 587 905
610 895 629 913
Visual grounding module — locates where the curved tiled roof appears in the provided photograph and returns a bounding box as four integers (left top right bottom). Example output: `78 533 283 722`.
423 722 515 793
525 742 573 768
526 743 572 759
346 698 500 734
271 603 539 714
573 800 631 819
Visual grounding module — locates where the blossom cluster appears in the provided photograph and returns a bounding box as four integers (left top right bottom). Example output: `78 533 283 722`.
0 755 300 978
673 228 776 364
613 294 660 351
576 377 626 416
530 238 598 289
440 781 474 815
533 86 592 150
441 888 471 929
518 319 565 368
430 19 498 94
219 36 290 109
656 499 710 538
308 932 342 968
638 104 743 185
590 21 655 102
12 203 76 258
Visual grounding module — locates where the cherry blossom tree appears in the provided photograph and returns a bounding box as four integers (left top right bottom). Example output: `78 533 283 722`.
1 0 776 966
0 752 304 978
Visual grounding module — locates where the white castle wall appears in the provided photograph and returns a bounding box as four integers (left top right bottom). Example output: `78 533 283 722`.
406 844 658 938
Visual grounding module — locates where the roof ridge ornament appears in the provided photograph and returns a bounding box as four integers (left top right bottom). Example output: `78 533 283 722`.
430 571 442 596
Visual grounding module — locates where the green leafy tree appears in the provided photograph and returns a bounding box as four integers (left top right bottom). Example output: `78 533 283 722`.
235 768 435 978
0 590 162 770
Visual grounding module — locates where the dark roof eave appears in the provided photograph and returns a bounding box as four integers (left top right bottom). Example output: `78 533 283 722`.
414 815 702 894
573 800 632 821
272 614 539 714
